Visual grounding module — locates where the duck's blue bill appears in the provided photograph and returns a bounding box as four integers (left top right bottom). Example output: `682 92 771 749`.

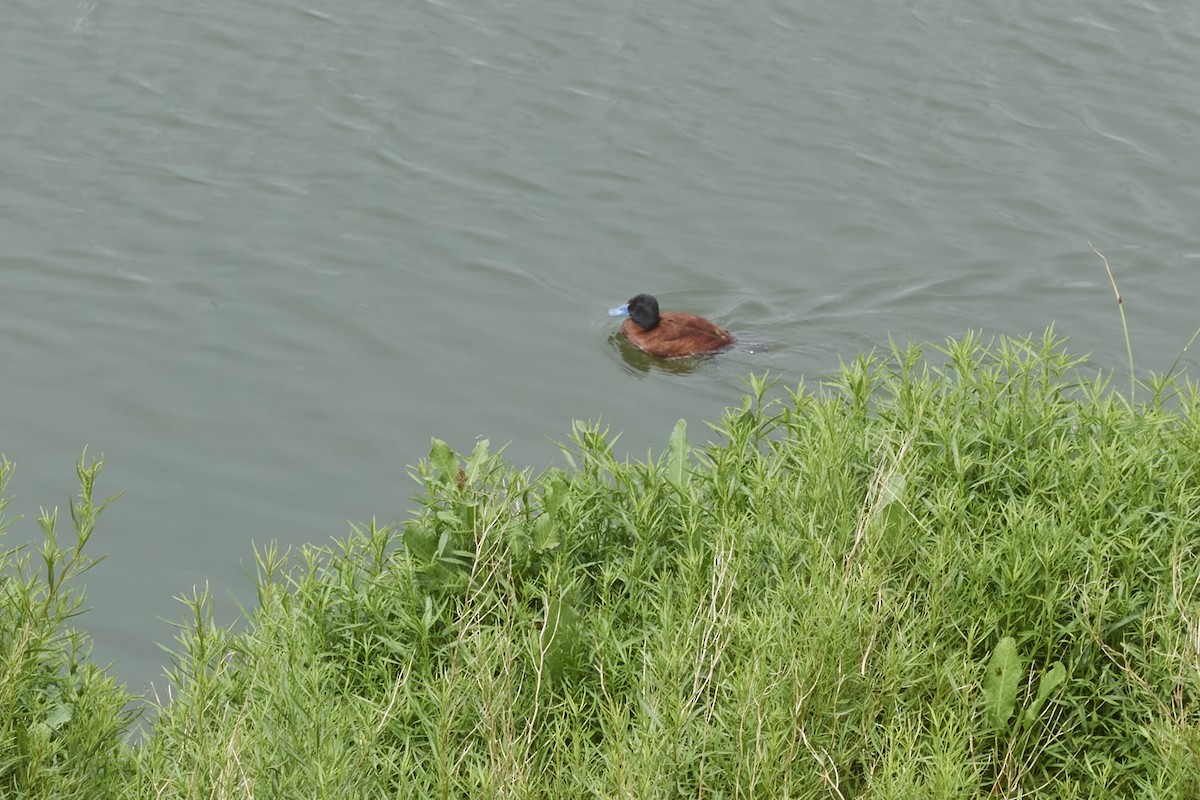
608 304 629 317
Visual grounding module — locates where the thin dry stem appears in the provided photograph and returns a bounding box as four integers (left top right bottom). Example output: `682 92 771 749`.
1089 240 1135 399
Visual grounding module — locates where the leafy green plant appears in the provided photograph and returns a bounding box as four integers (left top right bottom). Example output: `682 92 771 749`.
0 453 135 799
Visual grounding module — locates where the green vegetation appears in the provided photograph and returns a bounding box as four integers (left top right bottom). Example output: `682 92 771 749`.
4 331 1200 798
0 455 135 798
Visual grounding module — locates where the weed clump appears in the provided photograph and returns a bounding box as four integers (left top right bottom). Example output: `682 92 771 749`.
0 455 135 799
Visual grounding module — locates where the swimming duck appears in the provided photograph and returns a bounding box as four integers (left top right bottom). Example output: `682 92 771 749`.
609 293 734 359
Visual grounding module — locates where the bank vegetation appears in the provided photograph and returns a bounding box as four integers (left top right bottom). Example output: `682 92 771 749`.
3 332 1199 798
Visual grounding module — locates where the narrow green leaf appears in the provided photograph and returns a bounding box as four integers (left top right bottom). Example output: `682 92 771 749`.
466 438 491 482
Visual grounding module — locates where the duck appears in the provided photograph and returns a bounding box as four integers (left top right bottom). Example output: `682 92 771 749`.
609 293 734 359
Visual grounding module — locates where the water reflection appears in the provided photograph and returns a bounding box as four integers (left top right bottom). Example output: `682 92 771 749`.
609 333 722 376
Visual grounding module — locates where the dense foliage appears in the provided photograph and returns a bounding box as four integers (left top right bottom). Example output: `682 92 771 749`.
4 332 1199 798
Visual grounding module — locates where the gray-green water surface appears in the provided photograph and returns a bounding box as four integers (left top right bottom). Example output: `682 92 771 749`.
3 0 1198 694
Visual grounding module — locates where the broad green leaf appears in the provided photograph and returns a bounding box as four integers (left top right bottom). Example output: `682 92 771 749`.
1024 661 1067 723
402 522 438 561
533 514 560 554
982 636 1022 731
46 703 73 730
665 419 690 490
429 438 457 482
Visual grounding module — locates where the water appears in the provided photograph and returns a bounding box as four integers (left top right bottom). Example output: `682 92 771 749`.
3 0 1198 696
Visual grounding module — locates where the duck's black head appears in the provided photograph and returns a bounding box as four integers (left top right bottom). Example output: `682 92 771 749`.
624 294 660 330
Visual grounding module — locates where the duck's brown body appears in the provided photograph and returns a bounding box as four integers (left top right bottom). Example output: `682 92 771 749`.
615 294 734 359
